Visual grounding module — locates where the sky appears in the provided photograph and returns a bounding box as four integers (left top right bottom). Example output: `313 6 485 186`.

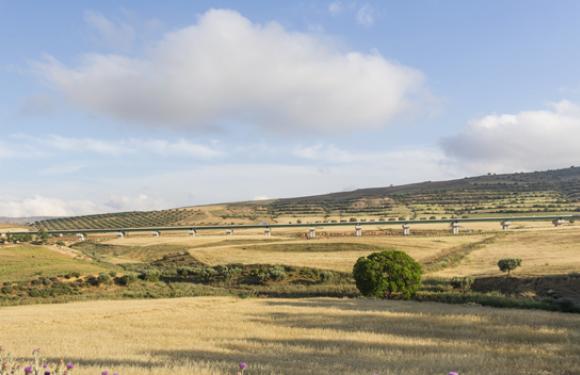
1 0 580 217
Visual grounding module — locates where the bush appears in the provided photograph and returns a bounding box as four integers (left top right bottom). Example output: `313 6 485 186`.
141 269 161 282
1 285 13 294
97 273 112 285
86 275 100 286
497 258 522 276
268 266 287 281
115 273 137 286
246 269 269 285
450 276 474 293
353 250 422 299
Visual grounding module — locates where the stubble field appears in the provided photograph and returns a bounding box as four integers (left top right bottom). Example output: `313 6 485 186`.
0 296 579 375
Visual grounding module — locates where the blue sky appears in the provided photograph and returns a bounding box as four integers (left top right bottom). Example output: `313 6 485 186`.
1 0 580 217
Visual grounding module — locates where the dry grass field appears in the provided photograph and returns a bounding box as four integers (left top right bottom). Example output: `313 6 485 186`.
98 225 580 276
185 236 490 273
430 229 580 277
0 297 578 375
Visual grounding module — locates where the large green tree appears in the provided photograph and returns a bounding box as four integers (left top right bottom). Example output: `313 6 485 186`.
353 250 422 299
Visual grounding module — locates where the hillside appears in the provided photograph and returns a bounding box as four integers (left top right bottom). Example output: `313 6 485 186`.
33 166 580 230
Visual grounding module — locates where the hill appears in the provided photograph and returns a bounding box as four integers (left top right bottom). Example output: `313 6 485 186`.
33 166 580 230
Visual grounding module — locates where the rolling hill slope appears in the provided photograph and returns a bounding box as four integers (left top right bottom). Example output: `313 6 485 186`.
33 166 580 230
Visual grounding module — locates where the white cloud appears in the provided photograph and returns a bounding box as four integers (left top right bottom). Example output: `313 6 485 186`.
356 4 375 27
131 139 222 158
441 100 580 172
293 143 446 166
84 10 136 50
40 135 127 155
37 9 425 133
0 141 46 159
103 193 168 212
0 193 170 218
13 135 222 159
0 196 100 217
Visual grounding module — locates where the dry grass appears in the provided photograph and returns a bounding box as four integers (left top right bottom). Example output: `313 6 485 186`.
0 297 578 374
98 226 580 276
431 228 580 277
186 236 486 272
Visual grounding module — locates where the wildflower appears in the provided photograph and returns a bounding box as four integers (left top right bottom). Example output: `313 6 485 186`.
448 372 459 375
24 365 33 374
239 362 248 373
66 362 74 370
101 371 109 375
44 371 51 375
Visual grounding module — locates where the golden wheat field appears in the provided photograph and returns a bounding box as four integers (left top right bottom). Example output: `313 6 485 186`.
0 297 579 375
102 225 580 277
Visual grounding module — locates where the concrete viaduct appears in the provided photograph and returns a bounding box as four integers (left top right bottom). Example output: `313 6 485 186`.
1 215 578 242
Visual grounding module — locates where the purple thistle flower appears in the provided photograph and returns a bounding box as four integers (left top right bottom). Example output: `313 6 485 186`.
448 372 459 375
239 362 248 370
101 371 109 375
44 371 51 375
66 362 74 370
43 363 48 369
24 366 33 374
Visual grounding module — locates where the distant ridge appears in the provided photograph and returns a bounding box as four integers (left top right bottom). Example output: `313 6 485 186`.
33 166 580 230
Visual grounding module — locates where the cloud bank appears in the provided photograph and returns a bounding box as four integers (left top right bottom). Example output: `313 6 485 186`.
442 100 580 172
37 9 424 132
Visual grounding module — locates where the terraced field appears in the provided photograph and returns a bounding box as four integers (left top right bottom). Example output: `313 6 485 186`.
32 167 580 232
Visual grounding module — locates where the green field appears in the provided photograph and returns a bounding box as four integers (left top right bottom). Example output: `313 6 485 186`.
0 245 114 282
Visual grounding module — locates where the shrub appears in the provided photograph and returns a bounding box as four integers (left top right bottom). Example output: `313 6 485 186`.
353 250 422 299
245 269 268 285
1 285 13 294
141 269 161 282
450 276 474 293
319 270 336 283
97 273 112 285
497 258 522 276
199 267 219 283
86 275 100 286
115 273 137 286
268 266 287 281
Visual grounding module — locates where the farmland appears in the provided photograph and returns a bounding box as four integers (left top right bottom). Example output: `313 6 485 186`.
1 204 580 374
0 297 579 375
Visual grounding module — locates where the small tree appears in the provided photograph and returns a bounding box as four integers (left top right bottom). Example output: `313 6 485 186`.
353 250 422 299
497 258 522 276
